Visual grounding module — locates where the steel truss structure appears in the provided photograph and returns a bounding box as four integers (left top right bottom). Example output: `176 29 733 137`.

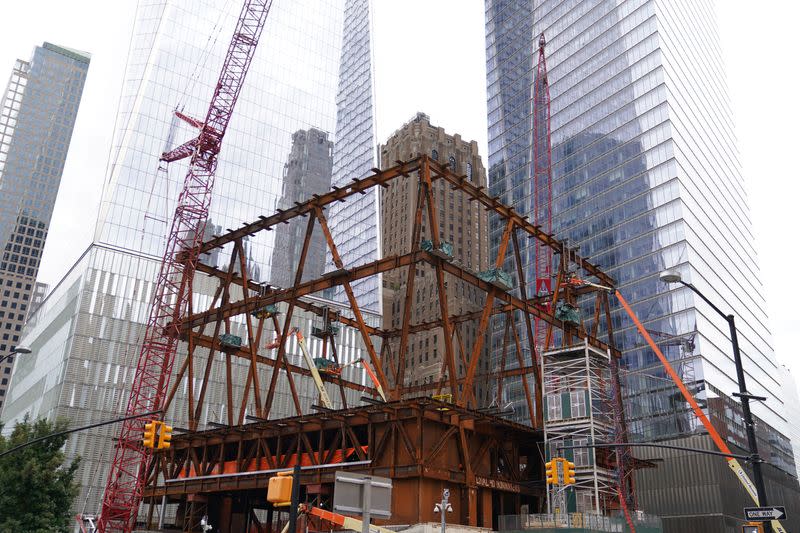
143 398 541 530
139 155 633 531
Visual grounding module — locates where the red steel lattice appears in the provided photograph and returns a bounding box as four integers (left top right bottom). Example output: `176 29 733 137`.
97 1 273 531
533 32 553 351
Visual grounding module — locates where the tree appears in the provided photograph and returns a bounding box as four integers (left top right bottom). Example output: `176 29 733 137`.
0 416 80 533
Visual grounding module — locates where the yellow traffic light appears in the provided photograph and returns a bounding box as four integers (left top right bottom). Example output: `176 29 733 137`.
545 459 559 485
564 461 576 485
158 424 173 450
267 471 293 505
143 421 158 449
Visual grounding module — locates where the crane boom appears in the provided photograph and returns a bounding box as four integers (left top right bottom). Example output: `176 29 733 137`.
97 1 273 531
291 328 335 409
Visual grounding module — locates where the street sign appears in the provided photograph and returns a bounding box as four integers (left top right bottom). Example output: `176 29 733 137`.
333 472 392 518
744 506 786 521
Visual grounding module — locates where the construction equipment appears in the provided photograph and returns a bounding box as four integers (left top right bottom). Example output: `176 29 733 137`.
76 514 97 533
97 1 274 531
616 291 787 533
532 32 553 343
477 267 513 290
219 333 243 349
289 327 334 409
279 503 396 533
340 357 387 402
292 329 387 404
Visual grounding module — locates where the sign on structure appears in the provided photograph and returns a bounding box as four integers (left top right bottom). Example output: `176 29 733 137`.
744 506 786 521
333 472 392 519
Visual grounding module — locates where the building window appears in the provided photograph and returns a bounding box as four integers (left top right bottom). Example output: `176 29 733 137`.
576 491 593 512
431 149 438 161
573 438 589 467
570 391 586 418
466 163 473 181
448 155 456 172
547 394 561 421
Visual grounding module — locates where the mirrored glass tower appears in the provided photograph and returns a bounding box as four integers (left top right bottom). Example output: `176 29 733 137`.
486 0 798 527
2 0 378 520
0 43 90 407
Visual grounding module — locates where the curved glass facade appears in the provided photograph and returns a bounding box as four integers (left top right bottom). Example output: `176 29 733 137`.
2 0 378 521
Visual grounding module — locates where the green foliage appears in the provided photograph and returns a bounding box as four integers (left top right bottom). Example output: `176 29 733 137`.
0 416 80 533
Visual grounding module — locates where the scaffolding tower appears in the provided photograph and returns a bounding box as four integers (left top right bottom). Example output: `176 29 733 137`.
542 340 617 515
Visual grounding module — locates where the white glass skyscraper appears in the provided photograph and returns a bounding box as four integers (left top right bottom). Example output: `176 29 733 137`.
2 0 379 522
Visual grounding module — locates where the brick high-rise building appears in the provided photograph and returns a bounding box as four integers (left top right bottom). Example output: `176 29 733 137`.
380 113 491 403
0 43 89 409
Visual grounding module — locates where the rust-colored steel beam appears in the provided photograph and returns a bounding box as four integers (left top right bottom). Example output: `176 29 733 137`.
190 159 422 258
180 252 423 333
314 206 389 393
194 261 382 336
186 332 373 395
421 157 459 396
184 249 617 356
402 364 541 396
425 156 613 287
461 218 515 407
263 212 316 418
395 177 427 395
511 230 543 426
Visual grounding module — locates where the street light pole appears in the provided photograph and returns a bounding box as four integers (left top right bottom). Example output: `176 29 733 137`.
434 489 452 533
660 270 771 532
0 345 32 365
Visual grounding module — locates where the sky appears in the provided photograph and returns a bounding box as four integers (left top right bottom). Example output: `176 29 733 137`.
0 1 798 380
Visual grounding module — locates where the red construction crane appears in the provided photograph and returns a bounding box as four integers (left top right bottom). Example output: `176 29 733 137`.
533 32 553 347
97 1 273 531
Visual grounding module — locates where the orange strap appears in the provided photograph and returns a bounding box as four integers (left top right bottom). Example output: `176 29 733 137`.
615 291 733 456
308 507 346 527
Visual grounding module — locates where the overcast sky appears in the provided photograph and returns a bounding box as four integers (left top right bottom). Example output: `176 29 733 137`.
1 1 798 381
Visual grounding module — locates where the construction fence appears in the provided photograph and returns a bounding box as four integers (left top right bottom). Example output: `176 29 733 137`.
497 512 662 532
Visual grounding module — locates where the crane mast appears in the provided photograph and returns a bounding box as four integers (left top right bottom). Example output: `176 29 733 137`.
97 1 273 531
533 32 553 349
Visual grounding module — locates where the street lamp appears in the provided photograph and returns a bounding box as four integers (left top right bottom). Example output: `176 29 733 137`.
0 345 32 365
434 488 453 533
659 269 771 527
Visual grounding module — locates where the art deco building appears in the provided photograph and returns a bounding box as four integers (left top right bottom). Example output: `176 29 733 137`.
380 113 491 403
270 127 334 288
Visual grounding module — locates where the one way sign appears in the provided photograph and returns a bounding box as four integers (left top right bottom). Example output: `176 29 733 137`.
744 506 787 521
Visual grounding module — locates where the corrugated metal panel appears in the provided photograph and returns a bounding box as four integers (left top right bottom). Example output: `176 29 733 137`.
634 434 800 532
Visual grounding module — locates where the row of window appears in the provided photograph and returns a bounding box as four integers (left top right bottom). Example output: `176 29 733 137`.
430 150 474 181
